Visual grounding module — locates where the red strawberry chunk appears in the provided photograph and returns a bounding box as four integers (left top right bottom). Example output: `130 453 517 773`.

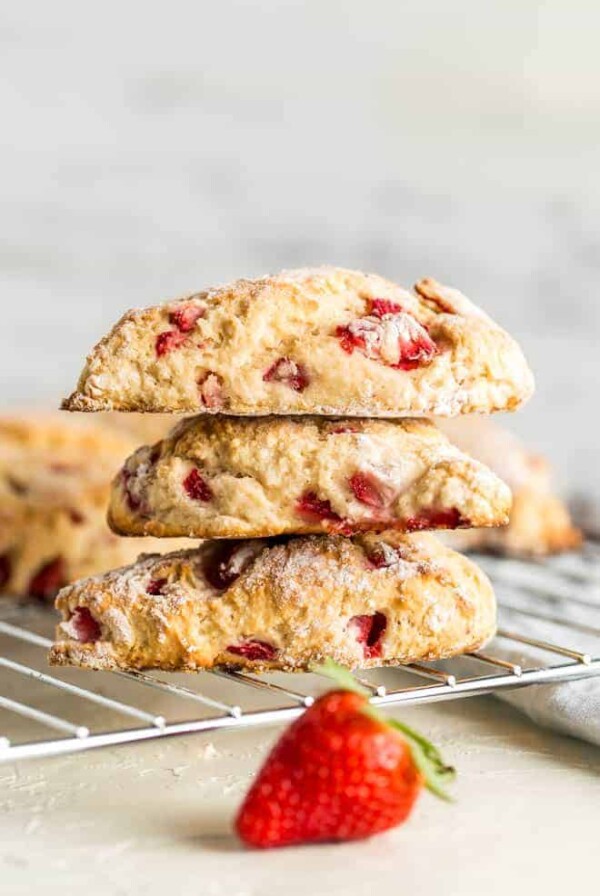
335 308 438 371
235 689 421 848
366 550 390 569
70 606 101 643
406 507 466 532
329 424 360 434
364 541 427 573
201 541 257 591
369 298 405 317
169 303 205 332
263 357 309 392
295 491 342 523
391 327 438 371
295 491 355 534
349 471 389 508
348 612 387 659
364 544 400 569
198 371 224 409
335 324 359 354
226 639 278 662
155 329 188 357
147 577 168 595
0 554 11 589
28 556 66 600
183 468 213 502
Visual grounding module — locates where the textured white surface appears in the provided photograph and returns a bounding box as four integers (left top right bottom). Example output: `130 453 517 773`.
1 696 599 896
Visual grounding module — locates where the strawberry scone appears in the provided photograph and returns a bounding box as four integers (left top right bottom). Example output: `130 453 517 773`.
49 532 496 672
108 416 511 539
0 414 187 599
439 417 581 557
63 267 534 417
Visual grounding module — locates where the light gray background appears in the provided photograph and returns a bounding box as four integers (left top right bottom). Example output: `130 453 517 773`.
1 1 598 500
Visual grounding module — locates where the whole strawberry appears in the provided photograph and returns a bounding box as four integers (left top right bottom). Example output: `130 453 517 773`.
235 661 454 848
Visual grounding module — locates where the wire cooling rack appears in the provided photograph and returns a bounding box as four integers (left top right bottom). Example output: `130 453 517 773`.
1 541 599 762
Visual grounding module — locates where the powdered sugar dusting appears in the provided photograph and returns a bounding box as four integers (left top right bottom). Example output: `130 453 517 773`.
52 532 494 672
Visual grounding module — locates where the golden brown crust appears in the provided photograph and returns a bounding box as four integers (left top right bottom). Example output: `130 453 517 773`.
62 267 534 417
0 412 188 598
49 533 496 672
108 415 511 539
438 417 581 557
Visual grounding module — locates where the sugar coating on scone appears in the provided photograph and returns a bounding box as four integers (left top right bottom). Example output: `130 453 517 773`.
0 413 188 599
62 267 534 417
438 417 581 557
108 416 512 539
49 532 496 672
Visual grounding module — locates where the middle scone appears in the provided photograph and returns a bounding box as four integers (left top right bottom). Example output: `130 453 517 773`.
108 415 511 539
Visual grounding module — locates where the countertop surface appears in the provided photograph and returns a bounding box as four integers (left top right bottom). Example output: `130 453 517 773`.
2 692 599 896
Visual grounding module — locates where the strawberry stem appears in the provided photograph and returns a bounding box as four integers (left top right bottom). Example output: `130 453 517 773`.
311 658 455 801
310 658 369 696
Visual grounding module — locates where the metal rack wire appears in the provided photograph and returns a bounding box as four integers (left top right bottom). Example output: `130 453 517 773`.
1 541 599 762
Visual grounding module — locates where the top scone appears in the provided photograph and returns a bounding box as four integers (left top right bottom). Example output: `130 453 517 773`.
63 267 534 417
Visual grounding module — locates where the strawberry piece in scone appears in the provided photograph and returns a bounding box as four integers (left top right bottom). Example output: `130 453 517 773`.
335 297 438 371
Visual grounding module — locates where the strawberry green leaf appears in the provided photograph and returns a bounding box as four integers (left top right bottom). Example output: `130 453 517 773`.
383 716 456 801
309 658 369 697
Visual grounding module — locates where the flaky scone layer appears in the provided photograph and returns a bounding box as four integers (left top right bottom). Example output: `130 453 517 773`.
50 533 496 672
438 417 581 557
0 413 187 598
109 416 511 539
63 267 534 417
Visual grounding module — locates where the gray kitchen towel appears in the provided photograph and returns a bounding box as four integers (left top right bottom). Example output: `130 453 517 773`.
476 551 600 747
500 675 600 746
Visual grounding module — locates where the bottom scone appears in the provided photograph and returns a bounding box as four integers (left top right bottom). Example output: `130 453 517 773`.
50 533 496 672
